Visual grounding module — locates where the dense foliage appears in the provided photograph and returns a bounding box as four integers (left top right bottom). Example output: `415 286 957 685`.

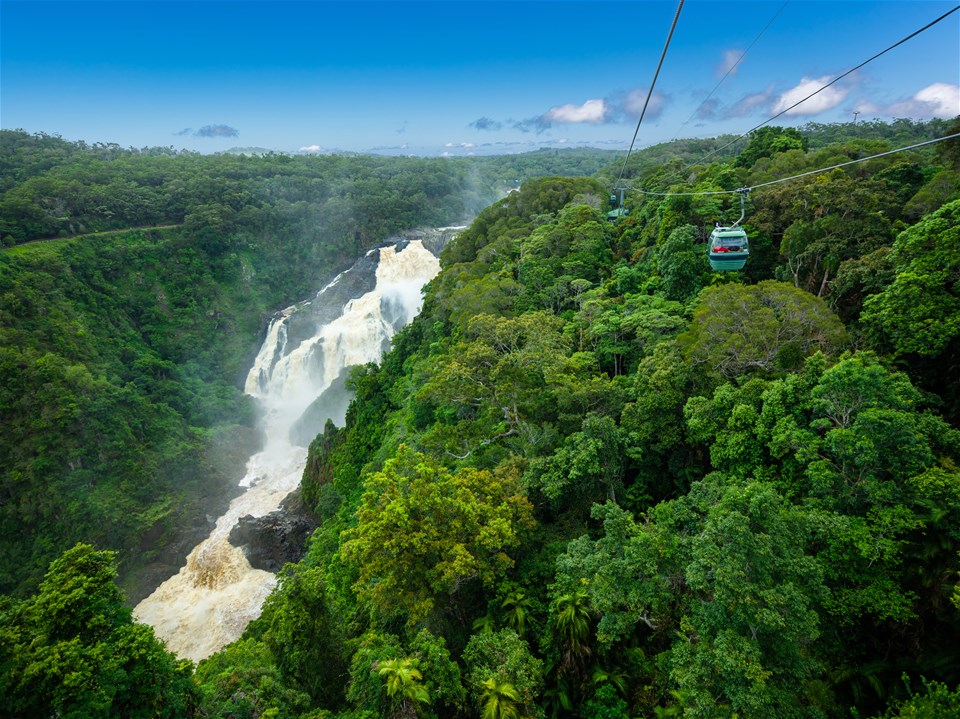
0 130 617 599
0 544 198 717
0 130 619 247
3 119 959 717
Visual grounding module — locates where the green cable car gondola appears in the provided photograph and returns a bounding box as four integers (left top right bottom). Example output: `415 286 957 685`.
708 227 749 270
607 187 629 222
708 188 750 271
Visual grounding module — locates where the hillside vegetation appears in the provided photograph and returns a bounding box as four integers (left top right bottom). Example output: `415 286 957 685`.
0 130 619 599
1 119 959 718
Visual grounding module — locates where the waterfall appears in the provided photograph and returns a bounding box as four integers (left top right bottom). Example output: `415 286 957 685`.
133 239 443 662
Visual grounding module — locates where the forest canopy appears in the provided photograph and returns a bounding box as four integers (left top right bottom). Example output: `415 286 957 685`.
2 118 959 718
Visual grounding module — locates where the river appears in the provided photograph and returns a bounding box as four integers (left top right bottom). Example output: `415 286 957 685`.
133 233 454 661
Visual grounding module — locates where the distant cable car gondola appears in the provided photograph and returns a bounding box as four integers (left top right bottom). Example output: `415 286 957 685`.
708 188 750 271
607 187 628 222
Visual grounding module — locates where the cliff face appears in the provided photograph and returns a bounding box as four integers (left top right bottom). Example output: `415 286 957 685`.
126 424 261 606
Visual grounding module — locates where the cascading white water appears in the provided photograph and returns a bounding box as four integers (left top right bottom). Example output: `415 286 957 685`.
134 240 441 662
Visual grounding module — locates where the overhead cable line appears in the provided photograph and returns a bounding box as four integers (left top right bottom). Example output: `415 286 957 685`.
614 0 685 189
635 133 960 197
662 4 960 178
668 1 790 144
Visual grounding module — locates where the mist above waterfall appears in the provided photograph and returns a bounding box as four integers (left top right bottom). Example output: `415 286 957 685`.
134 237 445 661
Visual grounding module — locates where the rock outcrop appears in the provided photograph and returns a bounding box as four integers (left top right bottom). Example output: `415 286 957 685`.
228 490 320 572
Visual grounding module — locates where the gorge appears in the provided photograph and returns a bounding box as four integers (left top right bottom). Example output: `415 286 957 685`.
133 231 456 661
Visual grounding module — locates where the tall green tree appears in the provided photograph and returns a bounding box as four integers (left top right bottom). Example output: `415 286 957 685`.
776 172 895 297
463 628 544 719
734 126 809 169
557 479 827 719
861 199 960 358
481 677 526 719
340 446 535 626
417 311 570 459
656 224 708 302
0 544 198 718
678 280 848 386
549 588 594 679
526 413 626 509
253 563 348 707
378 657 431 719
194 637 311 719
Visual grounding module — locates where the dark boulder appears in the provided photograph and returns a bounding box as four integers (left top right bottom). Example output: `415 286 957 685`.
228 490 319 572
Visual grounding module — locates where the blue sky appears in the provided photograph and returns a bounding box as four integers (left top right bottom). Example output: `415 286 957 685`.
2 1 958 156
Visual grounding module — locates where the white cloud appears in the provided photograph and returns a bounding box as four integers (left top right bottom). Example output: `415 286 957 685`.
298 144 322 153
723 89 774 118
887 83 960 119
695 98 720 120
543 98 610 124
523 88 666 132
622 88 666 119
717 49 743 78
914 83 959 117
773 76 849 116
